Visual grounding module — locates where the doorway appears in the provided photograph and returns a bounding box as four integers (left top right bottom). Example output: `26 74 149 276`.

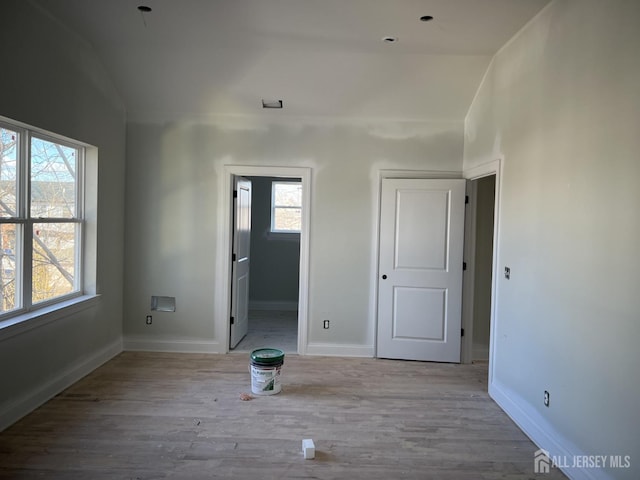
469 174 495 361
217 165 311 355
461 162 500 370
231 176 301 353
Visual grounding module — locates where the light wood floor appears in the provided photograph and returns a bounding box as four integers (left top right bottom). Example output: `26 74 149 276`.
233 310 298 353
0 352 566 479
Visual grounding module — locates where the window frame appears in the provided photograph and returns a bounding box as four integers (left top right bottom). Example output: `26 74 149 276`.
0 118 86 321
270 180 302 234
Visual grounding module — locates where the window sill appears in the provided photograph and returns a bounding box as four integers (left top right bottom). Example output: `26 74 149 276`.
0 294 101 342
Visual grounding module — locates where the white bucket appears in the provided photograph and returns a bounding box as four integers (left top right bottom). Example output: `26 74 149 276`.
249 348 285 396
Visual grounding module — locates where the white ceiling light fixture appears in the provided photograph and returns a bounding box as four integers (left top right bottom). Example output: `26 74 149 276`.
262 99 283 109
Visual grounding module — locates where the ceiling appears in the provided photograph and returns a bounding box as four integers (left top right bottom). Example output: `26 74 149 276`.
35 0 551 123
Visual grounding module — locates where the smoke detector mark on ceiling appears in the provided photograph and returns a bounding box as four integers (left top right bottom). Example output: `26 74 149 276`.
262 99 283 109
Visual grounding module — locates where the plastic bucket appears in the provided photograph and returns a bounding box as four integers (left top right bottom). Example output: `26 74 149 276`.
250 348 285 395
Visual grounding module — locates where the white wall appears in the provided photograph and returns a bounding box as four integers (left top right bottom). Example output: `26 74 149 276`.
123 118 463 353
464 1 640 478
0 0 126 429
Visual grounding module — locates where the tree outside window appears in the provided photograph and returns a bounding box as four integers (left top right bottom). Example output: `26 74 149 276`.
0 122 83 316
271 181 302 233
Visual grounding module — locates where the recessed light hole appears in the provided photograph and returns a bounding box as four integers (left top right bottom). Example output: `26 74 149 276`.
420 15 434 22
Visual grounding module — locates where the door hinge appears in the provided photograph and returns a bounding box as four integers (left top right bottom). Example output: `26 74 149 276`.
461 328 465 337
230 316 235 325
232 253 236 261
463 262 467 271
465 195 469 204
233 190 238 198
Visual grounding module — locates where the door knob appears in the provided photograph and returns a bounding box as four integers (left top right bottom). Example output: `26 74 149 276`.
382 274 387 280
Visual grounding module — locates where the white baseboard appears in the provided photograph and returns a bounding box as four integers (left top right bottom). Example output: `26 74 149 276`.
490 379 613 480
249 301 298 311
123 335 222 354
0 337 122 432
305 342 374 357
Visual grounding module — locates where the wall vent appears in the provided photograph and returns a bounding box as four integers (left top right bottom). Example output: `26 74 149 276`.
151 296 176 312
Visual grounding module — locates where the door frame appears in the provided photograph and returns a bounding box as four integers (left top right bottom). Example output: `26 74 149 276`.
216 165 311 354
461 159 502 386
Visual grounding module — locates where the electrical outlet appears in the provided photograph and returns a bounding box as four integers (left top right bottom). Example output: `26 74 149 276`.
146 315 152 325
323 319 330 329
544 390 550 407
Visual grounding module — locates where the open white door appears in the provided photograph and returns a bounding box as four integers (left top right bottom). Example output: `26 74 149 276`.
230 177 251 348
377 178 465 362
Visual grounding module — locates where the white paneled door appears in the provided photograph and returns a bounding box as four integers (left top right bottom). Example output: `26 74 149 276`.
377 178 466 362
230 177 252 349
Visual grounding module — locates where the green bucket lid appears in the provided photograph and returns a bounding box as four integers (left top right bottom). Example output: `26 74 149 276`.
250 348 285 366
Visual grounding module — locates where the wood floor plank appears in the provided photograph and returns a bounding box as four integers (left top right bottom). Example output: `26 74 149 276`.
0 352 566 479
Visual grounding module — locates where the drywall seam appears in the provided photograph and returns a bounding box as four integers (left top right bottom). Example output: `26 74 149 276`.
464 0 555 125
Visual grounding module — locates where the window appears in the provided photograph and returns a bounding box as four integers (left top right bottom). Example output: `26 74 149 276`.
1 119 84 319
271 181 302 233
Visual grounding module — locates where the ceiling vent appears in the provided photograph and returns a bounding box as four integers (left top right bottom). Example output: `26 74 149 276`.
262 99 283 109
